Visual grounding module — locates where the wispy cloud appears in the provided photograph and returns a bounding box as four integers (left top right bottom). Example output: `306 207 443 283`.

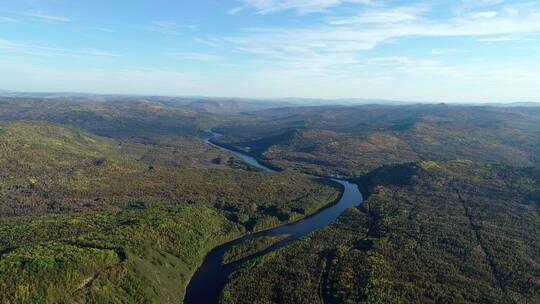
477 36 519 42
329 5 428 25
27 12 71 22
218 3 540 68
229 0 373 15
88 27 116 33
147 21 197 35
3 0 540 101
367 56 415 65
0 17 16 23
0 61 209 96
189 0 540 99
0 38 119 58
473 11 498 19
168 52 222 62
431 48 467 55
195 38 223 48
78 48 120 57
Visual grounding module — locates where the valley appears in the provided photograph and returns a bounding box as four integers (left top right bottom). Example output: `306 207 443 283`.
0 96 538 303
184 132 363 304
4 1 540 303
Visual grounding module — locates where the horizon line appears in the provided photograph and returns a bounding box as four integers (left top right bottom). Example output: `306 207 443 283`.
1 88 539 105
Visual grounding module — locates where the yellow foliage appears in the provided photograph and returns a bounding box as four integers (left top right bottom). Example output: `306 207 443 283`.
419 161 441 170
15 284 31 301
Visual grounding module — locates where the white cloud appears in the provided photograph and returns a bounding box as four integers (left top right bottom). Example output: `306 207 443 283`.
0 61 231 97
222 14 540 58
0 17 16 23
473 11 498 18
218 4 540 66
147 21 197 35
198 1 540 101
168 52 222 62
477 36 518 42
431 48 466 55
27 12 71 22
202 56 540 102
195 38 223 48
367 56 413 64
0 38 119 58
229 0 373 15
88 27 116 33
5 0 540 102
330 6 428 25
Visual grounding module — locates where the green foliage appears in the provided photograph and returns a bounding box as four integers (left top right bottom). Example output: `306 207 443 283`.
3 98 539 303
0 205 242 303
0 97 216 138
0 121 340 220
0 243 118 303
216 105 540 177
223 235 289 265
0 116 341 303
221 161 540 304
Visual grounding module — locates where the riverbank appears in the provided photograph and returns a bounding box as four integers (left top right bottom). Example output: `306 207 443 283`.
183 131 364 304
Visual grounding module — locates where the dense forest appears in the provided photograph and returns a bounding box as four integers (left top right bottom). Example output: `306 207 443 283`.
221 161 540 303
0 96 539 303
215 105 540 177
1 205 240 303
0 97 341 303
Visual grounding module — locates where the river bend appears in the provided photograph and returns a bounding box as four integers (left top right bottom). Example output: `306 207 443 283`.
183 130 363 304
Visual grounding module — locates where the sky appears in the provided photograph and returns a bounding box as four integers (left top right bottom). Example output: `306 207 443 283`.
1 0 540 102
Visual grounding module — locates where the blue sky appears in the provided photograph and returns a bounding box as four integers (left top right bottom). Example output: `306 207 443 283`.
1 0 540 102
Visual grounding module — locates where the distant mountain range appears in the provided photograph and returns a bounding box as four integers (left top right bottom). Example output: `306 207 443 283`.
0 90 538 108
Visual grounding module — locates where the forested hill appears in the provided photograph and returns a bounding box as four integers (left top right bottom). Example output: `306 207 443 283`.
215 104 540 177
0 120 338 218
0 97 218 138
221 161 540 304
1 97 539 303
0 98 341 303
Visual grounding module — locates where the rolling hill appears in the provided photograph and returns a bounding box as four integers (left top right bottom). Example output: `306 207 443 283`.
215 104 540 177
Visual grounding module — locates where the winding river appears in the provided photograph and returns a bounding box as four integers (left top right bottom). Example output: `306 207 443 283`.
183 130 364 304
